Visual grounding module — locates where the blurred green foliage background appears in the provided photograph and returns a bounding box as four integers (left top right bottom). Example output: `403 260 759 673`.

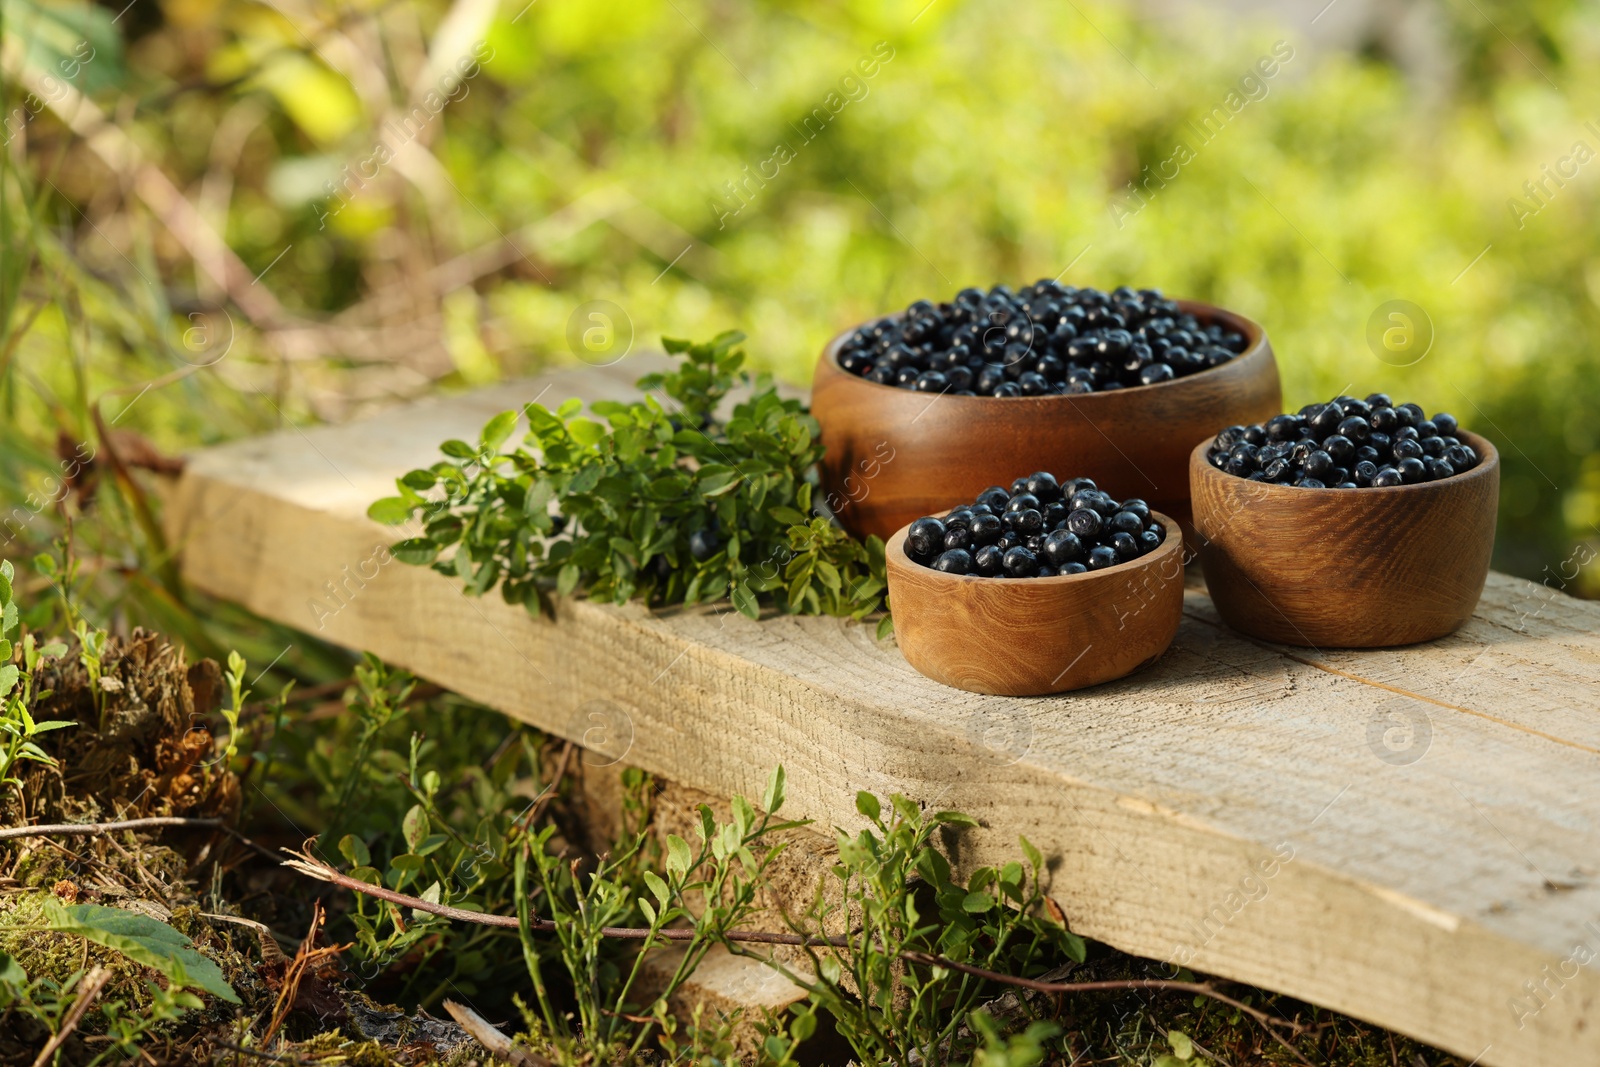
2 0 1598 662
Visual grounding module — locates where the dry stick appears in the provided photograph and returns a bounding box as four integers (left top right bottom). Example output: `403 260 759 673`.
0 817 224 842
29 965 112 1067
443 1000 554 1067
278 852 1314 1065
279 852 844 945
0 816 284 866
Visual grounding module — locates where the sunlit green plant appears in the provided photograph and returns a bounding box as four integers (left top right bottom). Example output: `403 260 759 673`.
763 793 1085 1067
514 766 805 1062
0 560 73 793
369 333 889 630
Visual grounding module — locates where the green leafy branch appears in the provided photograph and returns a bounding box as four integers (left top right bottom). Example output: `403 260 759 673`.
514 765 806 1062
761 795 1085 1067
368 332 888 630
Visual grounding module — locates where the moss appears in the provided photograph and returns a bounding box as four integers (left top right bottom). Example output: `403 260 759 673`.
0 892 159 1024
9 847 68 888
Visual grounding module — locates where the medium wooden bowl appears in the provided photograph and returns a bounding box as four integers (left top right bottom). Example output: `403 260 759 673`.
812 300 1282 542
1189 431 1500 648
885 513 1186 696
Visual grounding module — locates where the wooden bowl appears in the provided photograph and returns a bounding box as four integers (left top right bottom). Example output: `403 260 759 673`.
1189 431 1500 648
812 300 1282 542
885 513 1186 696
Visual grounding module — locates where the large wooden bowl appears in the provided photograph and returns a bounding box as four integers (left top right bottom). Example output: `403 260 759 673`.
885 513 1186 696
1189 431 1500 648
812 300 1282 542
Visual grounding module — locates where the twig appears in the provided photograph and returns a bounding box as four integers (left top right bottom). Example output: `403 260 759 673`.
442 1000 554 1067
900 952 1315 1067
0 815 282 867
282 852 1315 1066
30 965 112 1067
279 850 844 945
0 817 223 842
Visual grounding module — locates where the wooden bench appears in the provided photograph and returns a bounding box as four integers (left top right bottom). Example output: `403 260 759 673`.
166 360 1600 1067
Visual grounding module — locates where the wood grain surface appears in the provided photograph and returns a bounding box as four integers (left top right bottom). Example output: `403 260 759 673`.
1191 432 1500 647
885 515 1185 695
166 362 1600 1067
811 301 1283 541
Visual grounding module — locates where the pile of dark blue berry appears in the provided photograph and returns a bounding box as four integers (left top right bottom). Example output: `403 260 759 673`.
904 472 1166 577
1205 394 1480 488
836 282 1249 396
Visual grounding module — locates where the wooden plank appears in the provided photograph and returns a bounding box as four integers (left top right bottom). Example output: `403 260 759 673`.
165 363 1600 1067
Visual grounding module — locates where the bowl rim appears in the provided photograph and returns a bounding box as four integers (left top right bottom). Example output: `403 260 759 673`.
1188 427 1500 498
822 298 1270 403
886 511 1185 586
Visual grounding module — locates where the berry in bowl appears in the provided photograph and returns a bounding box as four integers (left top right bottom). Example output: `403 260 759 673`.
1202 397 1481 488
812 281 1282 541
886 473 1185 696
1190 394 1500 647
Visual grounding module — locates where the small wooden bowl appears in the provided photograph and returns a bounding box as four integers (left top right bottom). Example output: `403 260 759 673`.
1189 431 1500 648
885 514 1186 696
812 300 1282 542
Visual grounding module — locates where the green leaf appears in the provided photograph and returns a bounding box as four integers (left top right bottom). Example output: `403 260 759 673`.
557 562 581 597
762 765 786 814
43 901 240 1003
642 870 669 907
568 418 609 448
402 805 428 851
387 853 425 889
1020 835 1043 872
1167 1030 1195 1060
339 835 371 868
730 581 759 620
0 665 17 698
391 538 439 565
480 410 519 451
399 469 438 491
367 496 414 525
440 439 477 459
28 720 73 734
665 834 692 876
960 891 994 913
731 794 755 838
524 477 555 517
931 811 980 828
855 791 881 822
